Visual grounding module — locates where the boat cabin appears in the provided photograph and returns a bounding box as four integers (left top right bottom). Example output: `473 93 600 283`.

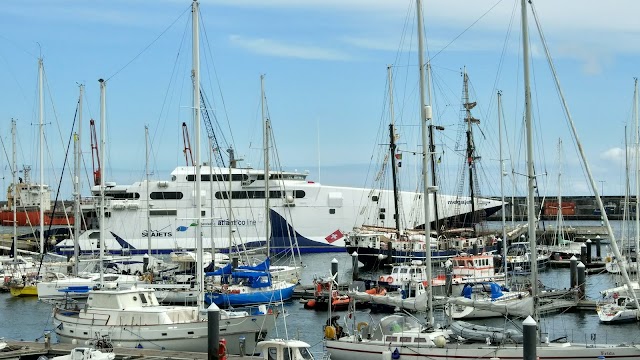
257 339 314 360
379 260 427 285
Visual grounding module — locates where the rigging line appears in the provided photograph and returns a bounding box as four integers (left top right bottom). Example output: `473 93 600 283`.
106 5 190 82
429 0 504 62
199 7 237 151
152 13 190 180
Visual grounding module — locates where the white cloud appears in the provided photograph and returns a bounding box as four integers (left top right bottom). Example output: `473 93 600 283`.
228 35 353 61
600 147 625 165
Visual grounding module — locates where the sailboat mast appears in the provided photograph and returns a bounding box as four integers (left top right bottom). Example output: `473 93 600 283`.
74 85 83 276
557 139 563 247
427 63 440 234
498 91 507 283
387 66 401 236
38 58 44 254
12 119 17 261
520 0 539 307
462 69 477 224
192 0 205 309
98 78 106 287
145 125 152 255
634 78 639 278
416 0 434 325
262 74 270 255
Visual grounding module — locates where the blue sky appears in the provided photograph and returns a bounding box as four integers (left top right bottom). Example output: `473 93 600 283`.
0 0 639 201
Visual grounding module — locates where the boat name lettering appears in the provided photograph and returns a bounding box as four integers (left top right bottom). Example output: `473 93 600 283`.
142 230 173 237
216 219 257 226
447 200 472 205
601 352 614 356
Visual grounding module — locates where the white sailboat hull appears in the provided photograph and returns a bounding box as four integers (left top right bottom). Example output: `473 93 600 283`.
54 310 275 354
326 339 640 360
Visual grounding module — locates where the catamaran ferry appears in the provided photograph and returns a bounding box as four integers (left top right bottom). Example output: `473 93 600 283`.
55 166 502 255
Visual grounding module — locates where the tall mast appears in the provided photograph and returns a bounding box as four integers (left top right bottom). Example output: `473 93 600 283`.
388 65 401 236
557 139 563 247
262 74 270 256
520 0 538 313
462 68 477 225
145 125 152 255
74 85 83 276
497 91 507 283
98 78 106 287
635 78 640 278
426 63 440 234
416 0 433 325
192 0 205 309
209 138 215 262
38 58 44 254
12 119 17 261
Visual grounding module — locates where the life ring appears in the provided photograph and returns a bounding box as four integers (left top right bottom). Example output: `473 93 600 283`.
387 276 394 284
357 321 369 332
379 276 385 282
613 292 619 299
422 280 429 287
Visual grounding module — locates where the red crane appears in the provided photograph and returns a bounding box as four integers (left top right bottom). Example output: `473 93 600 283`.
89 119 101 186
182 122 194 166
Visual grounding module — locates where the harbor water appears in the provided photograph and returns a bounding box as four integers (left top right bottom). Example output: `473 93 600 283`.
2 220 640 354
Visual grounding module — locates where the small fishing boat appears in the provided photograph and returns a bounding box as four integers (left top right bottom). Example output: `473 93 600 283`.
49 347 115 360
303 276 350 311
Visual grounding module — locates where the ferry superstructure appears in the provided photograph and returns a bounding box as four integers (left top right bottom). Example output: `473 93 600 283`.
55 166 502 255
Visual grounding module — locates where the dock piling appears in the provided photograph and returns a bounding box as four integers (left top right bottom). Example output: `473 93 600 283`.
331 258 339 280
570 256 578 289
577 262 586 300
586 239 592 264
523 316 537 360
580 243 587 264
351 252 359 281
595 236 601 258
208 303 220 360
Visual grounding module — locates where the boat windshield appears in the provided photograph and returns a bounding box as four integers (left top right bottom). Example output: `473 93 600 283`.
374 315 420 338
298 347 314 360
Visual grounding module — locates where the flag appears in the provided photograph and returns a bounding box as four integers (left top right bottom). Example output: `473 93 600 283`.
325 229 344 244
395 153 402 160
190 222 198 227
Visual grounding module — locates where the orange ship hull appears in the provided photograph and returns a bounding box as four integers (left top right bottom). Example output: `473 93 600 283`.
0 210 73 226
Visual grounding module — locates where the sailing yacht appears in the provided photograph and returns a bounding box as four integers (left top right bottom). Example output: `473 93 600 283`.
325 0 640 359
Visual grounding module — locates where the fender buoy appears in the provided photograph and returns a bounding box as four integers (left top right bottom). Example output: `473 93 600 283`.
357 321 369 332
379 276 385 282
387 276 394 284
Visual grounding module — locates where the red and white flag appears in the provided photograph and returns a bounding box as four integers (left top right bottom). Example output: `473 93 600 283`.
325 229 344 244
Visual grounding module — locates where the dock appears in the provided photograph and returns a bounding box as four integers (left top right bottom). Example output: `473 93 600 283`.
0 340 263 360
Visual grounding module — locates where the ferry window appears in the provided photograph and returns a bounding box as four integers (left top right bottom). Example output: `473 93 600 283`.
294 190 305 199
372 195 379 202
150 192 184 200
140 294 148 304
105 212 111 218
108 192 140 200
400 268 408 274
400 337 412 342
188 174 247 182
150 209 177 216
329 209 336 214
379 214 385 219
214 191 283 200
171 175 176 181
414 338 427 343
387 336 398 342
89 232 100 239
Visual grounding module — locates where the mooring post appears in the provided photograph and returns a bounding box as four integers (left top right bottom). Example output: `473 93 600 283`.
577 261 586 300
569 255 578 289
352 251 359 281
523 316 537 360
586 239 592 264
208 303 220 360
